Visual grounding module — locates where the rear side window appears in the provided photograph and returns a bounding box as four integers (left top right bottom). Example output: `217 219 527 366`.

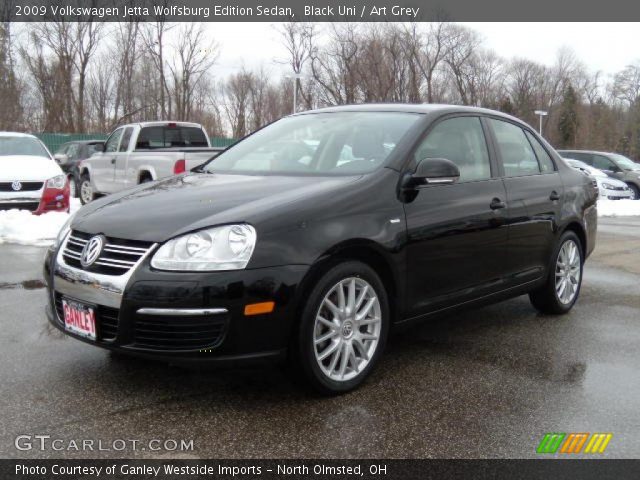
414 117 491 182
66 143 80 159
136 126 208 149
525 131 555 173
119 128 133 152
489 119 540 177
592 154 617 171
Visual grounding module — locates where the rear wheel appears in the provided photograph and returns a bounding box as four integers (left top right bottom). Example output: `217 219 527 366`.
79 174 96 205
294 261 389 394
529 231 583 314
627 183 639 200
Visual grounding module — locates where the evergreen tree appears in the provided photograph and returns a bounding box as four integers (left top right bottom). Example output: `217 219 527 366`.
558 84 579 148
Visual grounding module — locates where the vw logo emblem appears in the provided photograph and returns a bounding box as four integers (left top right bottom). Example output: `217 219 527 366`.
80 235 105 268
11 181 22 191
341 321 354 338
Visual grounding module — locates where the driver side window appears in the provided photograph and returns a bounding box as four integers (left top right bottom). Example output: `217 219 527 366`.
105 129 123 153
414 117 491 182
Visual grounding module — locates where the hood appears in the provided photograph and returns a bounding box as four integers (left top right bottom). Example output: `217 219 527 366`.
597 176 627 188
73 173 361 242
0 155 63 181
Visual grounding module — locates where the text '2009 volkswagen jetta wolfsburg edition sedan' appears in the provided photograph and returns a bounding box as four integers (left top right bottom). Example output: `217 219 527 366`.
44 105 597 393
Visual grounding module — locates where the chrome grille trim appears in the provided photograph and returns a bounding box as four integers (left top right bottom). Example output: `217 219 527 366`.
62 230 155 276
53 231 157 309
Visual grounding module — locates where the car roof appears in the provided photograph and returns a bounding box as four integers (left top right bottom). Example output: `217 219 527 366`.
122 121 204 128
62 140 104 145
557 149 616 156
0 131 38 139
295 103 527 123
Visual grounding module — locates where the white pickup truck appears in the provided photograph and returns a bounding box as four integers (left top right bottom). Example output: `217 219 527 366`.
78 121 224 204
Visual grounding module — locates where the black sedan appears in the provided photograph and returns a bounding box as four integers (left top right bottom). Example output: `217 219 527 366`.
44 104 597 393
54 140 104 198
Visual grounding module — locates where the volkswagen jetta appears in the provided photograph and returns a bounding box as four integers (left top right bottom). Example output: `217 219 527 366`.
44 105 597 393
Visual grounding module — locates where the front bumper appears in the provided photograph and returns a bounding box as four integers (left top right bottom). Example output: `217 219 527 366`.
44 242 308 364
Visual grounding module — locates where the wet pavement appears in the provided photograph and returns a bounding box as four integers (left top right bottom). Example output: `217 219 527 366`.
1 218 639 459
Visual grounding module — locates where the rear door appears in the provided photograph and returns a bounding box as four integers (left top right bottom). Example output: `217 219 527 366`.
404 115 509 317
487 118 563 285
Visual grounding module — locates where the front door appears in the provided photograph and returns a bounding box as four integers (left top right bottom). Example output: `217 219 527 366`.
404 116 509 318
93 128 123 193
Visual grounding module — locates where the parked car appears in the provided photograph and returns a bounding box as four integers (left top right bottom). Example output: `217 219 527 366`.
0 132 69 214
54 140 104 198
45 105 597 393
78 121 225 205
563 158 633 200
557 150 640 199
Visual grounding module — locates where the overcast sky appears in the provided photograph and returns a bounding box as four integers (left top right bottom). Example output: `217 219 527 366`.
207 22 640 79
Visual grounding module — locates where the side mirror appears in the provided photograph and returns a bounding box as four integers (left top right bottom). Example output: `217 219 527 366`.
54 153 69 165
404 158 460 189
609 164 621 173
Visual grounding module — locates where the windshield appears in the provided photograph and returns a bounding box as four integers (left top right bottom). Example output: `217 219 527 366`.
204 112 422 176
0 136 50 158
610 153 640 170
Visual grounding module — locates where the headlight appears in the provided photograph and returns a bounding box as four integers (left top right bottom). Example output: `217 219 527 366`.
151 224 257 271
46 175 67 189
54 213 75 249
601 182 615 190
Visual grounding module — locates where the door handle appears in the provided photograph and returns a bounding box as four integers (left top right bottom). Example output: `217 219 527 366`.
550 191 560 201
490 198 506 210
110 157 116 164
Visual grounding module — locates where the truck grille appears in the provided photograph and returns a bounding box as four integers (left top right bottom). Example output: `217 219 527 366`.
0 181 43 191
62 230 154 276
133 314 228 351
54 292 119 341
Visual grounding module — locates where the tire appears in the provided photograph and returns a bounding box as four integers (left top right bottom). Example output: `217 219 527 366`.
294 261 389 394
139 174 153 184
79 174 96 205
529 231 583 314
68 175 77 198
627 183 639 200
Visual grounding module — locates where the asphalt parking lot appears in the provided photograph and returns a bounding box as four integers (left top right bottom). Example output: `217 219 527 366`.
1 217 640 459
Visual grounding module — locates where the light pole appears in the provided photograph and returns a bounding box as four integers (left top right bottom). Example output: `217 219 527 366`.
534 110 548 136
285 73 306 114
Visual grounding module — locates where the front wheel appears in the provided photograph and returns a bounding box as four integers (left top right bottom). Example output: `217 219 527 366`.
79 174 96 205
530 231 583 314
627 183 639 200
294 261 389 394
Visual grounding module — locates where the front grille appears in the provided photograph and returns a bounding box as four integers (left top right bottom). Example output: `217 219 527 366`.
0 202 39 212
133 314 227 351
0 181 43 192
62 230 154 276
54 292 120 341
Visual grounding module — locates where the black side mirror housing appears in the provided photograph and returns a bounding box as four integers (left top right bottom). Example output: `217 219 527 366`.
403 158 461 189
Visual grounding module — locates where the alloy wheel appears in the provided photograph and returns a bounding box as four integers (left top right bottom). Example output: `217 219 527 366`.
80 181 93 204
313 277 381 382
555 239 581 305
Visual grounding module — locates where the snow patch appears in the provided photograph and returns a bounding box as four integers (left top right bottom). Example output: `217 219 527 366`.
597 199 640 217
0 198 81 246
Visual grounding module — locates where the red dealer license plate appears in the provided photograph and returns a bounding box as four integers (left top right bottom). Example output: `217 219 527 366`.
63 298 97 341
